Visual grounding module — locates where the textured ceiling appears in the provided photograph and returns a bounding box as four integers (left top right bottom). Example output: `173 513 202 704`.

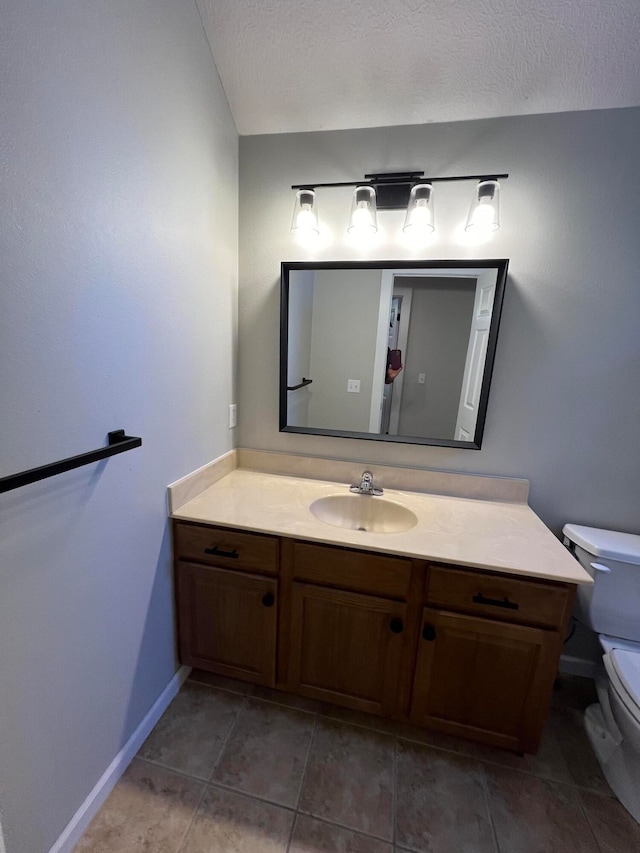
197 0 640 135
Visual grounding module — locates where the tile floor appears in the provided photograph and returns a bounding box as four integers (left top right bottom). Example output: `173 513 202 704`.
74 671 640 852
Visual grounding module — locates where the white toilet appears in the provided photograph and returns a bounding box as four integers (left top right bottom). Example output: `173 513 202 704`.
563 523 640 822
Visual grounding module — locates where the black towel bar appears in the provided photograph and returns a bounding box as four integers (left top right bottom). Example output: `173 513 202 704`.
287 377 313 391
0 429 142 494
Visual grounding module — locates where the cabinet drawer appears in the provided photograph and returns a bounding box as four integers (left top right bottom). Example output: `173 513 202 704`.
425 564 571 629
174 522 278 575
292 541 411 599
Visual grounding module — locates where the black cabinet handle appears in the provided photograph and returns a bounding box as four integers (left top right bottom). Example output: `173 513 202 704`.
422 624 436 641
204 545 239 559
262 592 275 608
389 617 404 634
472 593 519 610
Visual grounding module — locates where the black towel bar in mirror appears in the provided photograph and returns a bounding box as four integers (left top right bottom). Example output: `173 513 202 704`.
287 377 313 391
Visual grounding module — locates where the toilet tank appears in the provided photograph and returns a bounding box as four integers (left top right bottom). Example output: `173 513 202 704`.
563 524 640 643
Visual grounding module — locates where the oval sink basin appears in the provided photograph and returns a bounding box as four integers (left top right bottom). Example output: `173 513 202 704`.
310 494 418 534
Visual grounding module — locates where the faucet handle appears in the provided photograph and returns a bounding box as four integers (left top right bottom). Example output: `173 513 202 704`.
349 470 383 495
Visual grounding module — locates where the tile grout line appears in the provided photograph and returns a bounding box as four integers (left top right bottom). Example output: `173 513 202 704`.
394 733 616 797
285 810 299 853
289 809 397 848
174 779 209 853
575 788 607 853
207 694 247 784
205 780 296 813
249 689 321 717
187 676 249 698
135 755 211 785
478 761 502 853
318 711 397 736
285 712 320 852
294 713 319 812
294 807 395 845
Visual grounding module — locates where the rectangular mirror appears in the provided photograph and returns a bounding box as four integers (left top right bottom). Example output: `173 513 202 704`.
280 259 508 449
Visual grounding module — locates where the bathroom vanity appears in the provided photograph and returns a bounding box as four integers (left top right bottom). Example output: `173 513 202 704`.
170 454 592 755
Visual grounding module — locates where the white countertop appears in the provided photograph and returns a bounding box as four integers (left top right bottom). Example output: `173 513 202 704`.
171 469 592 586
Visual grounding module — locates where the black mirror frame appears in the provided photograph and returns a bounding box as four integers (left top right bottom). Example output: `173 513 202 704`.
279 258 509 449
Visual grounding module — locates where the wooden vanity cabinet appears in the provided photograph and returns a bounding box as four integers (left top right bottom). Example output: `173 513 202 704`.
174 522 279 686
172 522 574 754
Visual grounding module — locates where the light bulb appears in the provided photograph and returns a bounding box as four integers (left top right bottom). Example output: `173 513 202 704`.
406 201 431 229
291 189 319 238
347 186 378 235
467 201 497 235
349 202 376 234
294 207 317 233
465 180 500 236
403 183 434 235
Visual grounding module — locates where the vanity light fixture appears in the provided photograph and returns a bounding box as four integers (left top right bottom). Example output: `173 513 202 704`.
290 171 508 241
290 188 320 238
465 179 500 237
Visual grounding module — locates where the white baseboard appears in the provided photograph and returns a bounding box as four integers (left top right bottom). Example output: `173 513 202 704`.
49 665 192 853
559 654 598 680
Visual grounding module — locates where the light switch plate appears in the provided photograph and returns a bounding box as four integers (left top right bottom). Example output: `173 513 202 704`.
347 379 361 393
418 373 426 384
229 403 237 428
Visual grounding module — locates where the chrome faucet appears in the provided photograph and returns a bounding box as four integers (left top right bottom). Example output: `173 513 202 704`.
350 470 383 496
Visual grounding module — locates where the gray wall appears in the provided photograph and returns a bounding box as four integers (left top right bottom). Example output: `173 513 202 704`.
238 107 640 536
0 3 238 851
397 277 476 438
308 269 382 432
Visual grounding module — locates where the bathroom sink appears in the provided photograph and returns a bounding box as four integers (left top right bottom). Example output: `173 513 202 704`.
310 494 418 534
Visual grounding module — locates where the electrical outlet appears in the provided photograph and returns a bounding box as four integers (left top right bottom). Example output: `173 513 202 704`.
347 379 361 393
228 403 237 428
418 373 426 384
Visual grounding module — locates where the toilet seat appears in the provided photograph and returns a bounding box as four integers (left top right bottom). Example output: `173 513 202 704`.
603 649 640 727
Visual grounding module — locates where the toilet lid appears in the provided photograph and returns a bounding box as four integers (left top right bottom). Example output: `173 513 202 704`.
605 649 640 724
563 524 640 564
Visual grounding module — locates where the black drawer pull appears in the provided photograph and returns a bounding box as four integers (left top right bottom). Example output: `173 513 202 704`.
262 592 275 608
389 617 404 634
472 593 519 610
422 624 436 642
204 545 239 559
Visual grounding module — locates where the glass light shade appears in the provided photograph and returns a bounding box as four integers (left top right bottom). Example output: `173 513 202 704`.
465 180 500 235
347 186 378 235
291 189 319 237
403 183 435 234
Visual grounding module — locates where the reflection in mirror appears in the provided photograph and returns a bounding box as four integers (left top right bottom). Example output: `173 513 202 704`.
280 260 508 449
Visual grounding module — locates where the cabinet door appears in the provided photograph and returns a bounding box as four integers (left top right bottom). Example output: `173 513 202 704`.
411 608 559 752
177 561 277 686
287 582 408 717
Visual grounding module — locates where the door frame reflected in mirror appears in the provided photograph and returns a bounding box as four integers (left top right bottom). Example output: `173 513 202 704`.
280 259 508 449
